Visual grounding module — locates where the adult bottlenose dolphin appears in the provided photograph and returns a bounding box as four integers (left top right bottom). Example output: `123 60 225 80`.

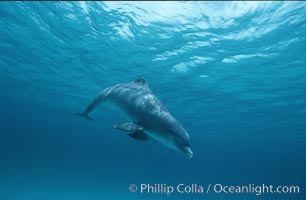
72 79 193 159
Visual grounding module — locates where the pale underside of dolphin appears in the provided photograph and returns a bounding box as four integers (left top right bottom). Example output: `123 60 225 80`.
72 79 193 159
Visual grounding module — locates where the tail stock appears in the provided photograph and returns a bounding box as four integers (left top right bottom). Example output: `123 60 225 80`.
68 112 93 121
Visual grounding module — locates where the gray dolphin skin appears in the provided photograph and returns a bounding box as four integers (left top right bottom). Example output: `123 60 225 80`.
72 79 193 159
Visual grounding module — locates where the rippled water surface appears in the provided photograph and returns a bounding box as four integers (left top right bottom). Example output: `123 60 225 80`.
0 2 306 200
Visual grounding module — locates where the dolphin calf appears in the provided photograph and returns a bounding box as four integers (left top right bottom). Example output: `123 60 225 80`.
72 79 193 158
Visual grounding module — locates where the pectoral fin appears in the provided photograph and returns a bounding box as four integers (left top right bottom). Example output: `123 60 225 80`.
113 122 143 132
129 131 149 141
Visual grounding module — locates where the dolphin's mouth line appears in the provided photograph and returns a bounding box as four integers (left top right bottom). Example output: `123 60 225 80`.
182 146 193 159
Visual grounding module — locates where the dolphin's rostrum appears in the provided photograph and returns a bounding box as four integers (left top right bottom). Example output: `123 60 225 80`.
72 79 193 159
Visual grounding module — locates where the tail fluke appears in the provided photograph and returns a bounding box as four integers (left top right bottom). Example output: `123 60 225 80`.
68 112 93 121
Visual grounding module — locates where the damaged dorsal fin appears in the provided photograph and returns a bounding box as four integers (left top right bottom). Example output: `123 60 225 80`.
134 78 146 85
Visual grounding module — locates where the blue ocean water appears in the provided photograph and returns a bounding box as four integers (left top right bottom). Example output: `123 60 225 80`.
0 1 305 200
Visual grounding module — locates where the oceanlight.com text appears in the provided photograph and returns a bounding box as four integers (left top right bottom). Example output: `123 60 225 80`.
129 183 300 196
